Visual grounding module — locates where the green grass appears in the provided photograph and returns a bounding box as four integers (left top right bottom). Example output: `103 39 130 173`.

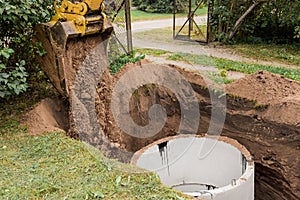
114 9 176 22
229 44 300 66
207 71 234 84
0 130 188 199
109 51 145 75
214 58 300 81
130 7 207 21
113 7 208 22
168 52 300 81
167 52 300 81
167 53 212 65
136 48 170 56
135 26 300 67
135 49 233 84
134 26 208 44
135 47 300 81
134 26 208 50
132 10 177 21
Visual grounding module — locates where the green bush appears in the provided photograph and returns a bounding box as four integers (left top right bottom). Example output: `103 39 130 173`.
212 0 300 43
109 51 145 75
0 0 53 98
132 0 188 13
295 26 300 39
0 46 28 98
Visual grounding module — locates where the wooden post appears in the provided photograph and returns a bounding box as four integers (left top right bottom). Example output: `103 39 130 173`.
188 0 192 38
173 0 176 39
125 0 133 54
207 0 214 43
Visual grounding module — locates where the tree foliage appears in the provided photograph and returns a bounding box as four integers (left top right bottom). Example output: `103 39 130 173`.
212 0 300 43
295 26 300 39
132 0 188 13
0 0 53 98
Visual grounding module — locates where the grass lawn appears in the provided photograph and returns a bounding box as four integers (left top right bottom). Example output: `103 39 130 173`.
134 26 174 42
175 25 207 41
0 79 187 199
114 7 208 22
136 48 300 82
0 129 188 199
228 43 300 67
169 52 300 81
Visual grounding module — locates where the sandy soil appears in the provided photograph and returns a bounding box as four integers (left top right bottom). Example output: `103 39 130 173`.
21 98 69 135
226 70 300 104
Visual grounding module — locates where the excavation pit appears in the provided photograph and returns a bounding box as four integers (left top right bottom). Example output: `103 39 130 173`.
131 135 255 200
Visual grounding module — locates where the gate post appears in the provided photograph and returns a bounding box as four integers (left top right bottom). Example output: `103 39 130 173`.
125 0 133 54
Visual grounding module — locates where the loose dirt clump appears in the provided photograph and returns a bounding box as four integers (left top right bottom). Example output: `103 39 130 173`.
22 98 69 135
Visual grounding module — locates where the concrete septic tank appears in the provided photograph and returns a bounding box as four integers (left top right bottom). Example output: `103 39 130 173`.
131 135 254 200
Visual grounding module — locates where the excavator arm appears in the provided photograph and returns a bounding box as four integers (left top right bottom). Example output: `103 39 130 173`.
34 0 113 97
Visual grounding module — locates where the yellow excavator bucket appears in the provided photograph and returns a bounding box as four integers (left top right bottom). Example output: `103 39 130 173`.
34 0 113 97
45 0 108 47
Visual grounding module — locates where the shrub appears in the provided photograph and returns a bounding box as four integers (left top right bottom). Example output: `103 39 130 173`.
0 46 28 98
295 26 300 39
109 51 145 75
211 0 300 43
0 0 53 98
132 0 188 13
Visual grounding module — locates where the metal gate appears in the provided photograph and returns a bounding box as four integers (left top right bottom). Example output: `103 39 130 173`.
173 0 214 43
105 0 133 61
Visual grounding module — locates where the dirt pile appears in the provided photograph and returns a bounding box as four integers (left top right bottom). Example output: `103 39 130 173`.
263 96 300 126
226 70 300 127
22 98 69 135
226 70 300 104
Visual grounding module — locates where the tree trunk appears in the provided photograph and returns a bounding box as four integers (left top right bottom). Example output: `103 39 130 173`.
229 1 262 39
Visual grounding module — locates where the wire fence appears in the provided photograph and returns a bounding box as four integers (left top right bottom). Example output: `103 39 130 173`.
104 0 132 64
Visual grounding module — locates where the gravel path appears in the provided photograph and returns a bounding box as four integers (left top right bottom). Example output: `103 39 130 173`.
132 16 207 32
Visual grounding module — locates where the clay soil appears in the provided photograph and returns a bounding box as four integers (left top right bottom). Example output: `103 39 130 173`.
24 61 300 200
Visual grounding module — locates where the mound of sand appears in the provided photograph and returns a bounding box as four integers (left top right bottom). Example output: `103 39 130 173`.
21 98 69 135
262 96 300 126
226 70 300 104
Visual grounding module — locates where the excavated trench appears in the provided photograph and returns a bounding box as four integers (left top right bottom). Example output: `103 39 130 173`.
35 35 299 199
89 62 300 200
